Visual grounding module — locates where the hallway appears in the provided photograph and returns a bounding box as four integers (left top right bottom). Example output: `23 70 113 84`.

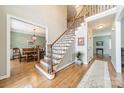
95 55 124 88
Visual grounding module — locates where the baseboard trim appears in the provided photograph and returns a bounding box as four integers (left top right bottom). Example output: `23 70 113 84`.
83 62 88 64
56 62 74 72
0 75 8 80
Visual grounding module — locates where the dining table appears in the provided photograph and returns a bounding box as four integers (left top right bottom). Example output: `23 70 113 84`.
23 48 45 62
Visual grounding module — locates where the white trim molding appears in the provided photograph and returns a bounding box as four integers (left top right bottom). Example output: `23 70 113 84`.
6 14 48 79
0 75 8 80
56 62 74 72
116 6 124 21
86 7 117 22
93 34 111 37
115 21 121 73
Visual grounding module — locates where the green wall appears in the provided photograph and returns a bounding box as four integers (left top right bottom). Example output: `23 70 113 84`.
121 18 124 47
11 31 46 48
121 17 124 65
93 36 111 55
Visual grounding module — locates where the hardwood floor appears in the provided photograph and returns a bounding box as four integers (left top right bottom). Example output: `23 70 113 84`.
0 59 91 88
95 54 124 88
0 56 124 88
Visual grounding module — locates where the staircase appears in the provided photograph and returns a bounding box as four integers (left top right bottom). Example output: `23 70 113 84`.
35 29 76 79
35 5 116 80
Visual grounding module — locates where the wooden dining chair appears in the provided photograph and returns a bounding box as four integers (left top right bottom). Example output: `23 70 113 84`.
12 48 21 60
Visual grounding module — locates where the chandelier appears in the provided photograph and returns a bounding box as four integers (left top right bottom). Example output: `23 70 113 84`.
32 29 37 42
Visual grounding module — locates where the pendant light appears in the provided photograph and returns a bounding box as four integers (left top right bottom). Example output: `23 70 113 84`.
32 29 37 42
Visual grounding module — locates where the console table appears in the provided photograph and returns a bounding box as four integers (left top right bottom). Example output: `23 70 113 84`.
121 48 124 67
121 48 124 56
96 48 104 56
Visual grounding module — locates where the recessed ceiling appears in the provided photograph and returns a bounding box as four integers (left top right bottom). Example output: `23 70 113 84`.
88 14 115 32
11 18 45 37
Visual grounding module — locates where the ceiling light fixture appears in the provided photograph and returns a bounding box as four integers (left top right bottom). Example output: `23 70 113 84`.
97 25 103 29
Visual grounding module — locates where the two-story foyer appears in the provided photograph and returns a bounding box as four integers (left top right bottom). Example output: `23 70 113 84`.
0 5 124 88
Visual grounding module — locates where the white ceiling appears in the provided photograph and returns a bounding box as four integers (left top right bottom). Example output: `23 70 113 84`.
88 14 115 32
11 18 45 37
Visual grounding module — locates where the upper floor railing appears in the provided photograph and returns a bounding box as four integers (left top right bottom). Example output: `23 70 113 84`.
68 5 116 27
78 5 115 18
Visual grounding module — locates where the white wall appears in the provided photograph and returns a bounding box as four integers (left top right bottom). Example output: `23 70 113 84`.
75 23 88 64
115 21 121 73
111 25 116 69
0 6 7 77
111 21 121 73
87 28 93 62
93 28 111 37
0 5 67 78
3 5 67 44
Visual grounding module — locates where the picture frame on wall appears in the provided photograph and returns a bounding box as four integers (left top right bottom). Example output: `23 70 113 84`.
78 37 84 46
96 41 103 46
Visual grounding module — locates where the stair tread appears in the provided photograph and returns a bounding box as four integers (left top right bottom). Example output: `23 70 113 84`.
41 59 59 66
54 44 70 47
36 63 49 73
56 42 72 44
52 47 68 49
52 49 66 52
46 55 62 60
36 63 56 74
52 48 67 51
59 39 74 42
53 51 66 54
53 45 69 48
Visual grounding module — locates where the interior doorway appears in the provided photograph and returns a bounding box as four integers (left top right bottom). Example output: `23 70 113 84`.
7 15 48 77
87 13 115 62
93 35 111 57
121 16 124 73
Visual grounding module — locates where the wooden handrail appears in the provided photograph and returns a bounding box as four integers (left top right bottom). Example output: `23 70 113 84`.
51 21 75 46
51 6 84 46
48 6 84 73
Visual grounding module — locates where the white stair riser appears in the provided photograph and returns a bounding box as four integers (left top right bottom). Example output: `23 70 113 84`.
40 60 50 67
53 47 68 50
59 41 72 43
60 38 74 40
59 39 74 42
35 64 55 80
47 53 64 59
52 50 66 54
41 58 60 66
54 44 70 47
57 41 72 44
52 54 64 59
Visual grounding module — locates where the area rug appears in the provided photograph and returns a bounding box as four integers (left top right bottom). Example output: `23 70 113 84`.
77 60 112 88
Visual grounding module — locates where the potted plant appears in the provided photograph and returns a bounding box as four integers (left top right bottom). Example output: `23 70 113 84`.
75 51 83 64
